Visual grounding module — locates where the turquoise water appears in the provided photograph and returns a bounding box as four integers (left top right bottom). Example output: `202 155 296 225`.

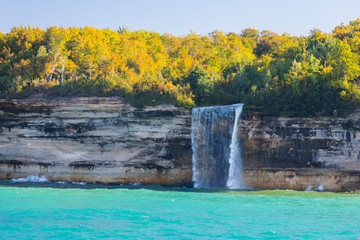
1 184 360 239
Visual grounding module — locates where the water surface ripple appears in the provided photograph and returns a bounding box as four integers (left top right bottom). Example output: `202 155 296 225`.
1 184 359 239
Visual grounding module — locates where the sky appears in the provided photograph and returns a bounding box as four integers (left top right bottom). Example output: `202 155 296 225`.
1 0 360 36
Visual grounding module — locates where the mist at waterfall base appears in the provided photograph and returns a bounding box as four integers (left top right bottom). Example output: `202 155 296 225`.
1 184 360 239
192 104 245 189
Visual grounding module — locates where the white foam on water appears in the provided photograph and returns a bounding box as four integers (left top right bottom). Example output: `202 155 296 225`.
11 175 49 183
305 186 313 191
315 185 324 191
72 182 86 185
130 182 141 186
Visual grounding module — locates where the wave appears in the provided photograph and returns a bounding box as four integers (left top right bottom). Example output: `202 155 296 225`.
130 182 141 186
55 181 66 184
11 175 49 183
305 184 324 191
10 176 88 186
72 182 86 185
315 185 324 191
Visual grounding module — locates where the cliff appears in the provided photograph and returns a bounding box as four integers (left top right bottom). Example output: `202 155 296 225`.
0 95 192 186
1 97 360 191
240 111 360 191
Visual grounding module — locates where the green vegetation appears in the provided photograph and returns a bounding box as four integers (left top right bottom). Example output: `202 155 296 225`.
1 20 360 116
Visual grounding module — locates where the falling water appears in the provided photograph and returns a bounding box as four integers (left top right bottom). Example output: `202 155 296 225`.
192 104 244 189
226 106 244 189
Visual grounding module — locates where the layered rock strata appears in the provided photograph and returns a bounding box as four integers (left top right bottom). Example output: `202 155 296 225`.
240 111 360 191
0 96 192 186
2 96 360 191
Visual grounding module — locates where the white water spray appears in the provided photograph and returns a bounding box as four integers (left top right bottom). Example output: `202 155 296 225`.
226 105 244 189
10 175 49 183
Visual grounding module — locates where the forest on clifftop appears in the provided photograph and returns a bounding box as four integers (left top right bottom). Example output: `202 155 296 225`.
1 20 360 116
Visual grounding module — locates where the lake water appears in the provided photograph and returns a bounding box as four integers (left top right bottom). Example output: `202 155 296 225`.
1 182 360 239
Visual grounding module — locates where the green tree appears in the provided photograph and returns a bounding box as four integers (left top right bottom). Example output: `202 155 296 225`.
185 64 214 105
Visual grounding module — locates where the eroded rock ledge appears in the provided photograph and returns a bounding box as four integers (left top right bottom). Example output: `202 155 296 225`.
240 111 360 191
0 96 192 186
1 97 360 191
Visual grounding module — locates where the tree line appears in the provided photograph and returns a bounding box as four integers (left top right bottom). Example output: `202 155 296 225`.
1 20 360 116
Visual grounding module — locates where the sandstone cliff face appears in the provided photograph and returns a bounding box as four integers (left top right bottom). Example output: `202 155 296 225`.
1 97 360 191
0 96 192 186
239 111 360 191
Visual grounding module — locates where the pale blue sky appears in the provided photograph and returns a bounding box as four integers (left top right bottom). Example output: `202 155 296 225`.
1 0 359 36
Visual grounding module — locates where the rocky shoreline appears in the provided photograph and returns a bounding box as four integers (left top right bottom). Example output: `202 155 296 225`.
1 96 360 191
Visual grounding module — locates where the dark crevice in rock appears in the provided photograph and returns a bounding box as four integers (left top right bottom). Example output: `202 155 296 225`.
69 161 96 171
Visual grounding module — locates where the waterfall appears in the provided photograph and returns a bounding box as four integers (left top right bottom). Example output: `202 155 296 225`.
226 106 244 189
192 104 244 189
